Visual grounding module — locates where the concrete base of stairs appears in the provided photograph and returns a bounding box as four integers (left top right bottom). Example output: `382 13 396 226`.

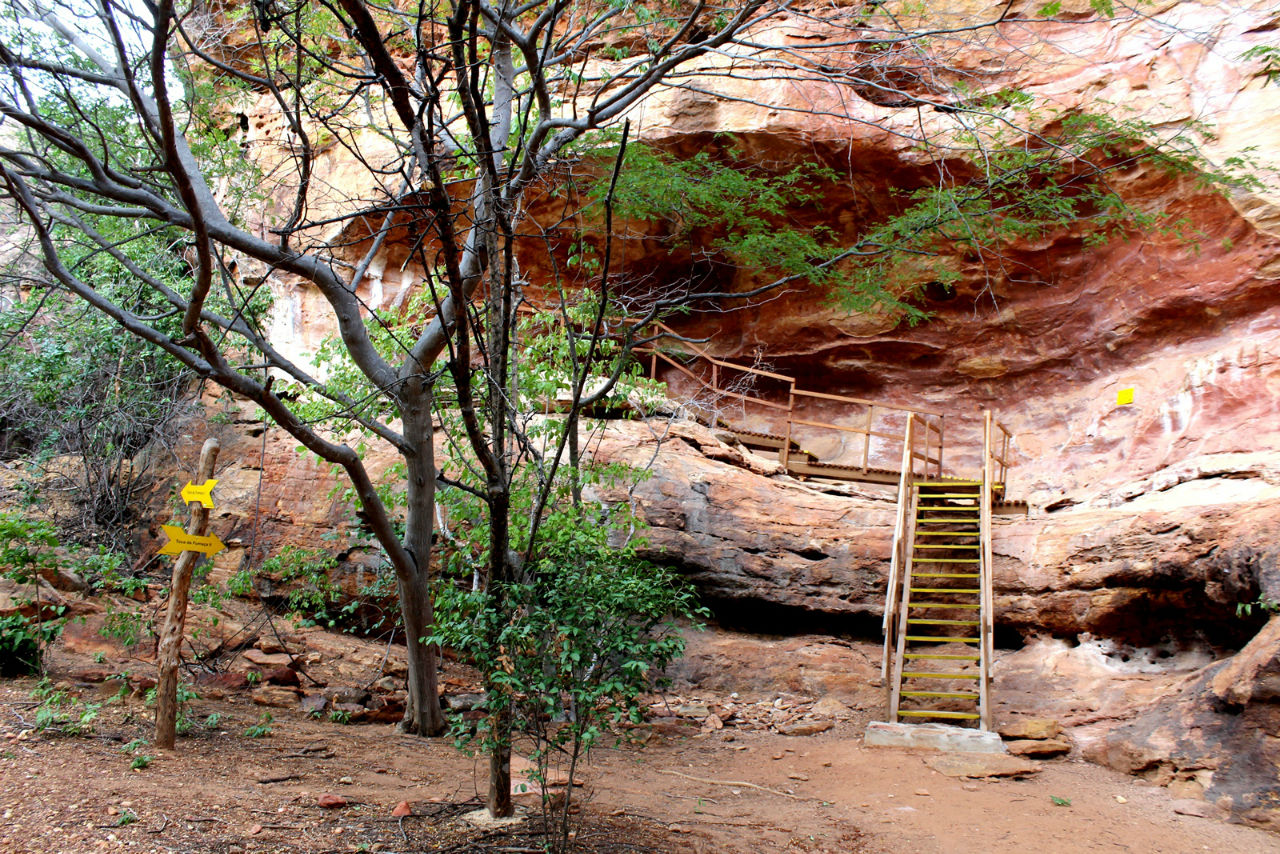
863 721 1007 754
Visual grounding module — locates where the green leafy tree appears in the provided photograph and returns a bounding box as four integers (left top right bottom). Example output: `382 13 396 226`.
422 287 695 830
432 502 696 853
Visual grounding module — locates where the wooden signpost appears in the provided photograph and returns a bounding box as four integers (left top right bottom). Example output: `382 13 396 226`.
154 438 220 750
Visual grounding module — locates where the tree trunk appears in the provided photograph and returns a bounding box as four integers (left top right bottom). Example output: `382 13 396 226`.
487 725 512 817
485 487 515 818
398 389 445 736
396 569 443 735
568 411 581 507
154 437 219 750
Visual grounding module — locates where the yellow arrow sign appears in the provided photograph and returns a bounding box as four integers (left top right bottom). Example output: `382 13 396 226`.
158 524 226 556
180 478 218 508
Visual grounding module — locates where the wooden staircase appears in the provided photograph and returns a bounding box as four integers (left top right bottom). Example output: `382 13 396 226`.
889 478 987 724
879 412 1013 730
636 326 1022 731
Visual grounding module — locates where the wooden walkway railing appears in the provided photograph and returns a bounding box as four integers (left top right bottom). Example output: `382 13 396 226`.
637 322 946 485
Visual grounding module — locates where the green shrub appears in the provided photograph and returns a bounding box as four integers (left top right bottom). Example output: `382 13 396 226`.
260 546 341 627
31 679 101 736
0 512 66 675
244 712 273 739
0 612 63 676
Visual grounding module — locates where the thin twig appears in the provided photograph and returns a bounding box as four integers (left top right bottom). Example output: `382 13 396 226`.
656 769 820 802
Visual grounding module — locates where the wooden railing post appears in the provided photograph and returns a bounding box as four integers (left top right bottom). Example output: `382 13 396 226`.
923 418 932 479
936 417 945 479
862 405 874 472
1001 428 1011 486
781 383 795 471
883 416 915 676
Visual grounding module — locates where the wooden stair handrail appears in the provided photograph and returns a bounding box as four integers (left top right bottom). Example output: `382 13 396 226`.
520 308 988 493
511 311 955 480
640 321 796 383
790 387 945 418
643 321 948 417
989 417 1014 487
644 349 790 411
641 345 798 386
883 413 919 686
974 410 1019 730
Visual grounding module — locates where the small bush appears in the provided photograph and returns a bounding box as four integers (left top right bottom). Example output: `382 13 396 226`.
244 712 273 738
31 679 101 736
0 512 67 675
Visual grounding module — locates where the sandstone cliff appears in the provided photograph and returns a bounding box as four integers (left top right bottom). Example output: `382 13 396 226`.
160 0 1280 829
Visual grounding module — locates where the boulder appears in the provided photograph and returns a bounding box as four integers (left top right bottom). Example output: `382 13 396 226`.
1005 738 1071 759
242 649 294 668
998 718 1063 741
1083 616 1280 831
251 685 301 708
926 754 1040 779
300 693 329 715
811 696 853 718
0 576 74 620
778 719 832 737
332 701 367 721
264 666 300 686
361 694 404 723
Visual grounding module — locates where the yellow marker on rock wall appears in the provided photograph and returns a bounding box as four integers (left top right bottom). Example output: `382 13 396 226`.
158 524 226 556
1117 388 1135 406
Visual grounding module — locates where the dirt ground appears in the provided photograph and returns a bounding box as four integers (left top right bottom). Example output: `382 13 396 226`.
3 668 1279 854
